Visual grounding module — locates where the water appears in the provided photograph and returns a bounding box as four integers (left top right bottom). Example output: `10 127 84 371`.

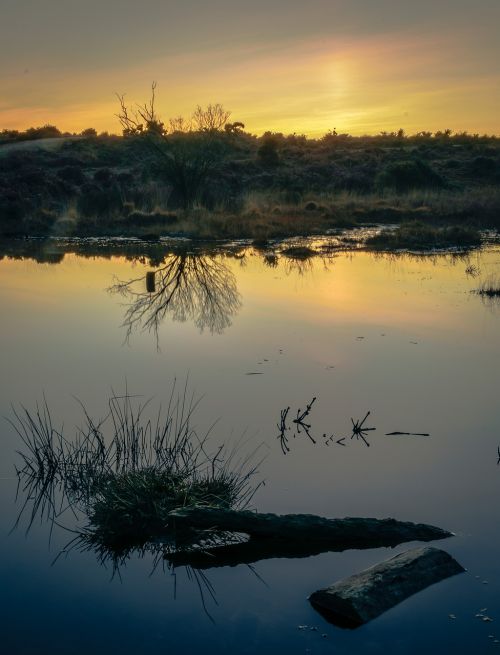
1 237 499 654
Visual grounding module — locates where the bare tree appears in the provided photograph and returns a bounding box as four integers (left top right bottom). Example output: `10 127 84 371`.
192 103 231 132
168 115 192 134
116 86 233 208
116 82 165 136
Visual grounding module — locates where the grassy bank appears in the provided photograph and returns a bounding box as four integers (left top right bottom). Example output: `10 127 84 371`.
1 131 499 240
366 222 482 251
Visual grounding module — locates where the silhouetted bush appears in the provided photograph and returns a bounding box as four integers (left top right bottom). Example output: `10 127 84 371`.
376 159 444 191
258 136 280 166
0 197 26 235
24 124 62 140
57 166 85 185
77 183 123 217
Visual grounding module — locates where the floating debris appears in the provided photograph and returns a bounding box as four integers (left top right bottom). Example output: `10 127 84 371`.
351 411 376 446
449 614 457 619
386 431 430 437
245 372 264 375
277 407 291 455
292 398 317 445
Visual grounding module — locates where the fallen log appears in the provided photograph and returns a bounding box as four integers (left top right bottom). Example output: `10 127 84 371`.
309 546 465 628
168 507 452 549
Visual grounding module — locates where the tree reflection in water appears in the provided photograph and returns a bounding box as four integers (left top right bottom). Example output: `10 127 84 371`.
109 252 242 342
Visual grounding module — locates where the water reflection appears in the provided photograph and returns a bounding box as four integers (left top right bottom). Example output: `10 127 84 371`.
109 252 242 341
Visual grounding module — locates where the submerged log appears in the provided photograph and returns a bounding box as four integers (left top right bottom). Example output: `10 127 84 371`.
168 507 452 549
309 546 465 628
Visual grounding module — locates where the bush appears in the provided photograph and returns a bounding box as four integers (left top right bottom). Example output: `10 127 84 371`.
57 166 85 185
468 156 497 178
258 136 280 166
77 183 123 217
0 198 26 235
24 124 62 140
377 159 444 191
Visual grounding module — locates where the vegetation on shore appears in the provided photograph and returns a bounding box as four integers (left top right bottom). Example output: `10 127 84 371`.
366 222 482 251
1 94 499 243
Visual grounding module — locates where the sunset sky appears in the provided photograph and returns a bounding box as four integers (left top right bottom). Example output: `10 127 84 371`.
1 0 499 136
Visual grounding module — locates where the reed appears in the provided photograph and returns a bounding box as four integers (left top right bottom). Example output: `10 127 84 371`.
11 381 262 548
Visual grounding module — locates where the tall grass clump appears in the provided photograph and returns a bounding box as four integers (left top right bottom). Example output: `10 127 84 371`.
11 382 262 549
475 274 500 299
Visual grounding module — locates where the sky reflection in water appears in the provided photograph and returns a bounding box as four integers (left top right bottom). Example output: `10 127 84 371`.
0 240 499 654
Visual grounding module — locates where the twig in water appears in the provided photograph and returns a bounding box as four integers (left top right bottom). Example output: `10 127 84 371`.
350 411 375 447
322 433 346 447
293 397 317 444
386 431 430 436
277 407 291 455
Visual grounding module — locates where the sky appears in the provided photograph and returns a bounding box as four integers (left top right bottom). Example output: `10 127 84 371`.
1 0 499 136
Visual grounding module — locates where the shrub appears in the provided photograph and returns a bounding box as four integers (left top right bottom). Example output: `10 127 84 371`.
377 159 444 191
77 183 123 217
57 166 85 185
257 136 280 167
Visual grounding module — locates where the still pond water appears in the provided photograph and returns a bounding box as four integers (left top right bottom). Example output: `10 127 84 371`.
1 237 500 654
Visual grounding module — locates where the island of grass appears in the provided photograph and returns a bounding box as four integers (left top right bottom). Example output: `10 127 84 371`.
365 222 482 251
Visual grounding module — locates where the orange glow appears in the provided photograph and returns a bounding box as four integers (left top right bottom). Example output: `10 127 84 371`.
2 29 499 136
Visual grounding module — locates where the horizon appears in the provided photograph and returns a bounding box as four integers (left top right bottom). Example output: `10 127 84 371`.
2 121 499 140
1 0 499 137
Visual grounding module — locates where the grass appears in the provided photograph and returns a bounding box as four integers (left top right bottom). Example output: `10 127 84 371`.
475 274 500 298
12 382 262 550
365 222 482 251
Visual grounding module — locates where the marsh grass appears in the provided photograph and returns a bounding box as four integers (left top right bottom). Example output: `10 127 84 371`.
12 382 262 550
365 222 482 251
476 274 500 297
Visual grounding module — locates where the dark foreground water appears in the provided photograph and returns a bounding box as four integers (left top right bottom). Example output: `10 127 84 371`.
1 237 500 654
